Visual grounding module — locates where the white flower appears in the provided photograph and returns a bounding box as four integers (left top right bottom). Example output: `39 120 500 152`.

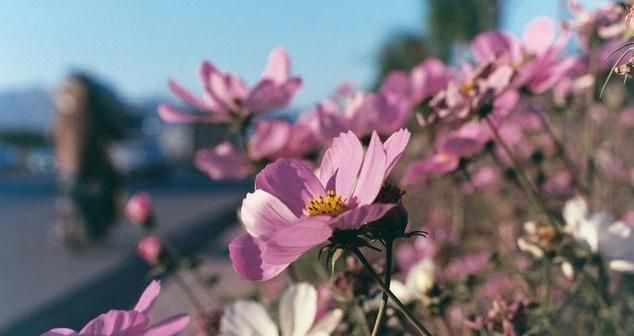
221 283 342 336
405 258 435 297
370 258 435 309
563 196 634 273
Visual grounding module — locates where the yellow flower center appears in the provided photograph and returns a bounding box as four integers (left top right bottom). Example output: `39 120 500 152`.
459 81 475 95
305 190 347 217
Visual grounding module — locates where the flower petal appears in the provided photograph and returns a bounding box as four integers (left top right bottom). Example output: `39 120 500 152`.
195 142 251 180
246 77 302 113
79 310 148 335
263 215 332 265
133 280 161 315
255 158 325 217
329 203 395 230
383 129 411 176
351 132 387 206
158 104 227 123
318 131 363 201
144 314 190 336
472 31 513 64
261 47 291 84
241 190 298 241
167 79 209 112
221 301 279 336
229 234 288 281
279 283 318 336
248 119 293 160
40 329 79 336
522 17 554 55
306 309 343 336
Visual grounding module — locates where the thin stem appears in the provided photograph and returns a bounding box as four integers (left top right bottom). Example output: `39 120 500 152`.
541 258 552 318
172 271 207 315
350 247 434 336
535 109 588 195
484 116 563 229
371 240 393 336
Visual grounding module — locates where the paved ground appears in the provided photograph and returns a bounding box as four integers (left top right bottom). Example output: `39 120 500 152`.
0 172 250 335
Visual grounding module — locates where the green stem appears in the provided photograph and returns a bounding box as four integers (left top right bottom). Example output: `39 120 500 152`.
371 240 393 336
350 247 434 336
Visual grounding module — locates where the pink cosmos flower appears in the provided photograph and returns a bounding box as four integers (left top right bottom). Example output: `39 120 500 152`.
42 280 189 336
426 61 517 125
195 142 252 181
442 252 491 280
126 192 153 227
247 118 293 161
159 48 301 124
229 129 411 281
400 153 460 187
381 58 452 107
344 91 411 137
472 17 575 95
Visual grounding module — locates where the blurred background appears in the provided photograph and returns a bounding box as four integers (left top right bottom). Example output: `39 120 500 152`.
0 0 604 335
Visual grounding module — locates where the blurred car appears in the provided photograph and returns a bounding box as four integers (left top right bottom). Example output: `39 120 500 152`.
111 139 167 179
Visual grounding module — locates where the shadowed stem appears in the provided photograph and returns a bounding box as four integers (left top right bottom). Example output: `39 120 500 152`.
371 240 393 336
350 247 434 336
541 258 552 318
535 109 589 195
484 116 562 229
172 271 207 315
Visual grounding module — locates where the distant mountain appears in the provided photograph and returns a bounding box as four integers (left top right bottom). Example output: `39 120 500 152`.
0 88 54 132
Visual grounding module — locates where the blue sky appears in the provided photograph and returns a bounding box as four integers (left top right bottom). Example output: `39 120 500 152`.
0 0 605 107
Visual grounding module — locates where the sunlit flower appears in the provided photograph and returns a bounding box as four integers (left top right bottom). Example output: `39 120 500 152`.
42 280 189 336
426 60 517 125
220 283 342 336
375 258 436 309
517 221 558 259
472 17 575 94
159 48 301 124
380 58 451 107
229 129 410 281
564 196 634 272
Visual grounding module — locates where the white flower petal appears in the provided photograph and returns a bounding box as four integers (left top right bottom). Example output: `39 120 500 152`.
279 283 317 336
609 260 634 272
406 258 435 297
221 301 279 336
563 196 588 233
306 309 343 336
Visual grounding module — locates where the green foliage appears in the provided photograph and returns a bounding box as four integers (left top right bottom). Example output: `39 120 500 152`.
0 128 48 147
427 0 501 60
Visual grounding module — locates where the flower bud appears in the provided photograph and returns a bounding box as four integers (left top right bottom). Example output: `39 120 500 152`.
126 192 155 229
366 204 409 239
137 235 165 266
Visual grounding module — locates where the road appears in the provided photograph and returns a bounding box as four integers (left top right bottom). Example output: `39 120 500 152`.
0 172 250 334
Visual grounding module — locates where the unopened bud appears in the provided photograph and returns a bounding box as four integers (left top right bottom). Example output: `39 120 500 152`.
126 192 155 229
137 235 166 266
366 204 409 239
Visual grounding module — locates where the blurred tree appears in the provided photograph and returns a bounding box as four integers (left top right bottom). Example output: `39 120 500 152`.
428 0 501 61
373 0 500 86
374 33 430 88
